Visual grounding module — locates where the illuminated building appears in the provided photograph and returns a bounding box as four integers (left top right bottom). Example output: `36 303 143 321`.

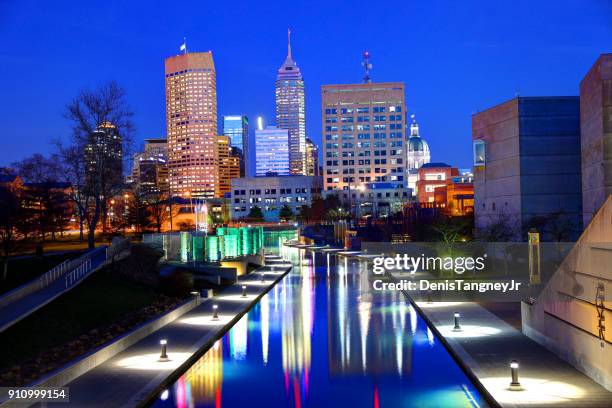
305 137 319 176
321 81 407 196
406 115 431 196
276 29 306 175
216 135 240 198
255 126 290 176
222 115 249 176
85 121 122 190
231 175 322 221
165 51 218 198
433 173 474 216
472 96 582 240
416 163 458 204
128 139 168 196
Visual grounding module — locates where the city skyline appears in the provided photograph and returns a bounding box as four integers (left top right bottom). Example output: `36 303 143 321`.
1 1 609 170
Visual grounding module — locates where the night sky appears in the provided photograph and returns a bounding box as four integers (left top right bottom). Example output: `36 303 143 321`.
0 0 610 172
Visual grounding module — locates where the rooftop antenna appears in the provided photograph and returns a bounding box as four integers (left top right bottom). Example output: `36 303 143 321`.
362 51 372 83
287 28 292 59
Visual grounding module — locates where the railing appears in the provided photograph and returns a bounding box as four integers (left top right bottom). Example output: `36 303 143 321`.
64 258 92 288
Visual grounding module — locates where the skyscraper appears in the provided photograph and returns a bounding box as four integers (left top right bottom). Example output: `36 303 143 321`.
276 30 306 175
216 135 241 198
255 126 290 176
305 137 319 176
222 115 249 176
165 51 218 198
321 82 407 192
85 121 122 191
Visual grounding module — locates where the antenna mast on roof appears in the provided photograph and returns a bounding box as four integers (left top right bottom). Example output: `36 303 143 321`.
362 51 372 83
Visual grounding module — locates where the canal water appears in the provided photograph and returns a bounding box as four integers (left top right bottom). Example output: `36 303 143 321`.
151 247 486 408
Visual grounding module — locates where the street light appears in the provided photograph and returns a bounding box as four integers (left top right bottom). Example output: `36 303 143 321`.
159 339 169 361
509 360 522 390
212 304 219 320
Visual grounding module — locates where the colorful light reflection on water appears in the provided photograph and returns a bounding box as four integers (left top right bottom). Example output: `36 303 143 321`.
152 247 486 408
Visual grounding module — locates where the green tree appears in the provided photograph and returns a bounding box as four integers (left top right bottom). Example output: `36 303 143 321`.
248 206 264 221
279 205 294 221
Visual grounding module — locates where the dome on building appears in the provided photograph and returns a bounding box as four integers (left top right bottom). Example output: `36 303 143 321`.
406 115 431 171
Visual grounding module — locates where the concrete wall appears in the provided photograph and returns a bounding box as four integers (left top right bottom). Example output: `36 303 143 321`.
472 97 582 240
473 98 523 239
522 195 612 391
581 54 612 227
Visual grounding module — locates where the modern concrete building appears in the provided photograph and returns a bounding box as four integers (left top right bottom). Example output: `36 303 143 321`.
255 126 290 176
472 96 583 240
580 53 612 227
222 115 249 177
321 82 407 195
351 182 412 218
230 175 322 221
406 115 431 196
305 137 319 176
276 30 306 175
416 163 458 204
165 52 218 198
216 135 240 198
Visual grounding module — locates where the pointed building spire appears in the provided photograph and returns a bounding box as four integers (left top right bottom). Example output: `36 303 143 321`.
410 114 420 137
287 28 292 60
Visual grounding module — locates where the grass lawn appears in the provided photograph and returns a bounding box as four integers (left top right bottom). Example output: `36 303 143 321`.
0 269 158 371
0 252 84 295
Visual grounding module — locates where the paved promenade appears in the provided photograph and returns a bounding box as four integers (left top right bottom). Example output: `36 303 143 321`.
27 254 291 408
404 292 612 407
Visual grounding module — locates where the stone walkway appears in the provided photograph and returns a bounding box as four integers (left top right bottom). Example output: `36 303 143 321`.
404 293 612 407
27 254 292 408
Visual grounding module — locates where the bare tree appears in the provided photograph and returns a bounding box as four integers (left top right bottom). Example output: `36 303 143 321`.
62 81 134 248
0 186 25 280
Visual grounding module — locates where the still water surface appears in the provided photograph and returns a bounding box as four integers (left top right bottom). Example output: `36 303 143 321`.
152 247 485 407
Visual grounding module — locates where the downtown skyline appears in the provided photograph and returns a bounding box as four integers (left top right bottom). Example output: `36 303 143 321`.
0 0 611 172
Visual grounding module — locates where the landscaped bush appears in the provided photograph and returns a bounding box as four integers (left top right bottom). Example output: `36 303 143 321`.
159 267 194 297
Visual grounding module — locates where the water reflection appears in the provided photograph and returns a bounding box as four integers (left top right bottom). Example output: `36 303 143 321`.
153 248 486 408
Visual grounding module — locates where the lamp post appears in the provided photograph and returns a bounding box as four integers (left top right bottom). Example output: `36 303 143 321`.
159 339 169 361
212 304 219 321
509 360 522 390
241 285 247 298
453 312 462 331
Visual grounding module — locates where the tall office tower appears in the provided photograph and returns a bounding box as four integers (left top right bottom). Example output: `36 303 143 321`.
321 82 406 192
222 115 249 176
255 126 290 176
165 51 218 198
216 135 240 198
85 121 123 190
275 30 306 175
129 139 169 196
305 137 319 176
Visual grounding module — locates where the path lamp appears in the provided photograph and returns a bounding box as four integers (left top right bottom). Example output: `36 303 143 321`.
212 304 219 320
159 339 169 362
261 272 265 283
509 360 522 390
453 312 462 331
241 285 247 298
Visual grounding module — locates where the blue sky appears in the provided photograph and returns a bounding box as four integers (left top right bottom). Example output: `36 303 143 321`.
0 0 610 171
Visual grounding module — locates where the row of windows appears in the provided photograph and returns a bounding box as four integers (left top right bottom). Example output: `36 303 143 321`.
324 106 402 115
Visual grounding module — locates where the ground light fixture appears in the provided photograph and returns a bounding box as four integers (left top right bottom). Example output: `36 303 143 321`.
212 304 219 320
453 312 462 331
260 272 265 282
509 360 522 391
159 339 169 362
241 285 247 297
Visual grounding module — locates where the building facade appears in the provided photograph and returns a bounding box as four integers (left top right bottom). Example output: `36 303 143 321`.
222 115 249 177
580 53 612 227
216 135 241 198
416 163 458 204
434 174 474 216
406 115 431 196
255 126 290 176
276 30 306 175
231 175 323 221
305 137 319 176
129 139 169 196
472 96 583 240
165 52 218 198
85 121 122 191
321 82 407 195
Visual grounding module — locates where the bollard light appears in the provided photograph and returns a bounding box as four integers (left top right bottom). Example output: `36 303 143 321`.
509 360 522 390
241 285 247 298
212 304 219 320
453 312 462 331
159 339 169 361
261 272 265 283
190 291 199 297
